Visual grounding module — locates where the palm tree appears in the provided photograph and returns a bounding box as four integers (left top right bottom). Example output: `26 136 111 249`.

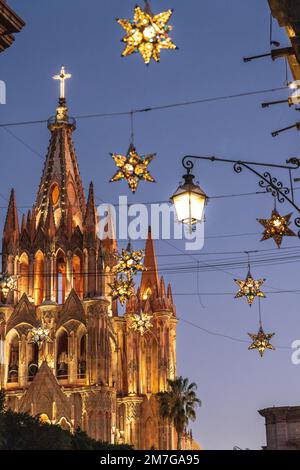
158 376 201 450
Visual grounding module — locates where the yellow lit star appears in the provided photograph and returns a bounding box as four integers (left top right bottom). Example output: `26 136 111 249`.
109 275 135 306
257 209 296 248
114 244 146 279
248 326 275 357
234 270 266 306
117 3 177 64
29 326 52 350
0 272 19 299
110 144 155 193
130 311 153 336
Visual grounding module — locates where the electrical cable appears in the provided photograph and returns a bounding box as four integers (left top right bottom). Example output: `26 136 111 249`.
0 86 288 128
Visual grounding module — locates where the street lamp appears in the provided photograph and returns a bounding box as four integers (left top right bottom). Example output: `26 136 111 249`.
171 166 208 228
171 154 300 237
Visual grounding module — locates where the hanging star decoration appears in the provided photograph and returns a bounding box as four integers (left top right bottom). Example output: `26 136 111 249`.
114 244 146 279
117 2 177 64
130 311 153 336
109 275 135 306
234 270 266 306
248 326 275 357
257 209 296 248
0 273 19 299
28 326 52 350
110 144 155 193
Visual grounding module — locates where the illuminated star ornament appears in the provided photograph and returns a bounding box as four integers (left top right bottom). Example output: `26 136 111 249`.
257 209 296 248
0 273 19 300
110 143 155 193
114 244 146 279
109 275 135 306
117 1 177 64
130 311 153 336
248 326 275 357
29 326 52 350
234 270 266 306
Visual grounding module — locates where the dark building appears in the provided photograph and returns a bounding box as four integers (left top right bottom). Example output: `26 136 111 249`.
0 0 25 53
259 406 300 450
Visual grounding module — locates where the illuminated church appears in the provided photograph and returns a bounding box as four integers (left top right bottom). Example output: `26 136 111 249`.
0 71 194 450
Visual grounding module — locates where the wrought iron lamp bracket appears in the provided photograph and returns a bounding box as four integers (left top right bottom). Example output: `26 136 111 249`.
181 155 300 238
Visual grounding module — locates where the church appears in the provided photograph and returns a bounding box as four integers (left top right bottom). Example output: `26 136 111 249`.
0 72 194 450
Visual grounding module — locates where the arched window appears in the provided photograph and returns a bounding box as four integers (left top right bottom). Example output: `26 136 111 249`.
56 330 68 380
39 414 51 425
56 252 66 304
78 334 87 379
34 251 44 305
19 253 29 296
28 342 39 382
73 253 83 299
7 334 19 383
143 287 152 300
58 417 71 432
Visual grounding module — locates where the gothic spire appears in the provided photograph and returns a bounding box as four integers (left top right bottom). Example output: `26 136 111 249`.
3 189 19 248
84 181 97 230
21 213 26 234
140 227 159 298
34 68 85 234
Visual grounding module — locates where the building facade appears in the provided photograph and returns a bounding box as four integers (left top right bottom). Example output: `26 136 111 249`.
0 0 25 53
0 94 184 449
259 406 300 450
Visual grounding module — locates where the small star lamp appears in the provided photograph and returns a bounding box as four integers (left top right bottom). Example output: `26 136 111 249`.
117 1 177 64
29 326 52 350
257 209 296 248
248 326 275 357
109 275 135 306
130 312 153 336
110 143 155 193
0 273 18 300
114 244 146 279
234 270 266 306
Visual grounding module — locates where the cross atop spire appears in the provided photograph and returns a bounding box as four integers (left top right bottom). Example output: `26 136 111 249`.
53 66 72 100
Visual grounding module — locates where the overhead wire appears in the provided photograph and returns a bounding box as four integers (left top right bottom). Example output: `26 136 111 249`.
0 86 288 128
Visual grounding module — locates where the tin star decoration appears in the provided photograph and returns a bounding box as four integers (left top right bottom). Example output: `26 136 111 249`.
109 275 135 306
29 326 52 350
114 243 146 279
257 209 296 248
0 273 19 299
248 326 275 357
117 1 177 64
234 270 266 306
110 143 155 193
130 311 153 336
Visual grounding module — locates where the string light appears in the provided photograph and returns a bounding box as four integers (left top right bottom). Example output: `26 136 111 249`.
117 1 177 64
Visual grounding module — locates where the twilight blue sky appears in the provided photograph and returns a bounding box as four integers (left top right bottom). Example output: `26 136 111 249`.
1 0 300 450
